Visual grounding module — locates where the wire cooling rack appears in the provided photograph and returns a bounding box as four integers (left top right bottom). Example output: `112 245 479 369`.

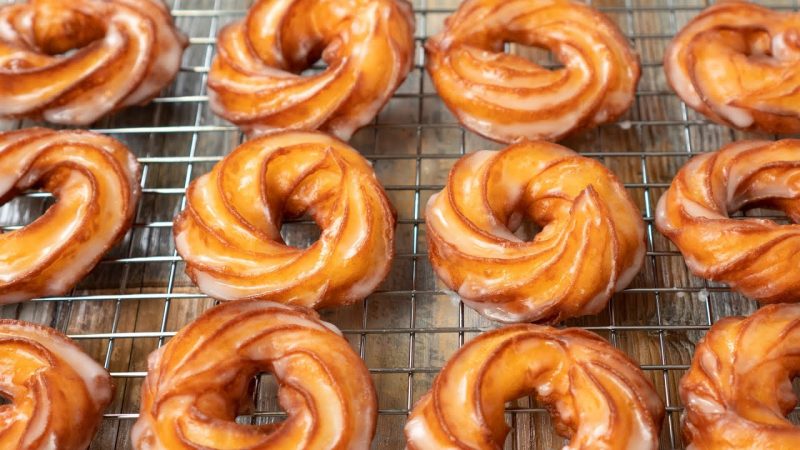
1 0 799 448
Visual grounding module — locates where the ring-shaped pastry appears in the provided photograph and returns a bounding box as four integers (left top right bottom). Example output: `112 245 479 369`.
425 0 640 143
656 139 800 303
0 319 113 449
0 128 141 303
405 324 664 449
681 304 800 449
173 130 396 308
208 0 415 139
426 140 645 323
665 1 800 133
0 0 187 125
132 300 377 449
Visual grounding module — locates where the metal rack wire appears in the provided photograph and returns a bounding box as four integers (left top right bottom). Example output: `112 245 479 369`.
1 0 799 448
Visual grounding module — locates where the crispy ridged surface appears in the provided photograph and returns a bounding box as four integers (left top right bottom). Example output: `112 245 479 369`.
425 140 645 323
208 0 415 140
665 1 800 133
173 130 396 308
655 140 800 302
0 0 187 125
425 0 640 143
0 128 140 303
0 319 113 450
681 304 800 449
132 300 377 450
405 324 664 449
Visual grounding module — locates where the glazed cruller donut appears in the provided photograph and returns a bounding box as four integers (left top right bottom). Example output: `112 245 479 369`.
132 300 377 449
208 0 415 139
406 324 664 449
174 130 396 308
426 0 640 143
426 140 645 323
665 1 800 133
0 0 187 125
681 304 800 449
656 139 800 303
0 128 141 304
0 319 114 450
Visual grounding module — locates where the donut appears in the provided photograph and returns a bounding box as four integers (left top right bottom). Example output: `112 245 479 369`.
0 128 141 303
681 303 800 448
207 0 415 140
405 324 664 449
0 0 187 125
425 0 640 143
173 130 396 308
131 300 377 449
0 319 114 450
426 140 645 323
655 139 800 303
664 1 800 133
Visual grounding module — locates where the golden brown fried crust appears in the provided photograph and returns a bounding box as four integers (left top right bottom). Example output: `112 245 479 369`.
405 324 664 449
207 0 415 140
425 0 640 143
425 140 645 323
680 303 800 449
665 1 800 133
0 319 113 450
0 0 187 125
655 139 800 302
173 130 396 308
131 300 377 450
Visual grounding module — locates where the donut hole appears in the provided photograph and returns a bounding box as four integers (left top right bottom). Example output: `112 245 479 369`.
233 373 288 426
732 29 773 59
0 190 56 230
299 57 330 77
509 213 544 242
789 378 800 419
503 195 571 243
504 394 572 447
31 3 106 55
730 207 792 225
280 215 322 249
0 391 11 406
505 42 565 71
